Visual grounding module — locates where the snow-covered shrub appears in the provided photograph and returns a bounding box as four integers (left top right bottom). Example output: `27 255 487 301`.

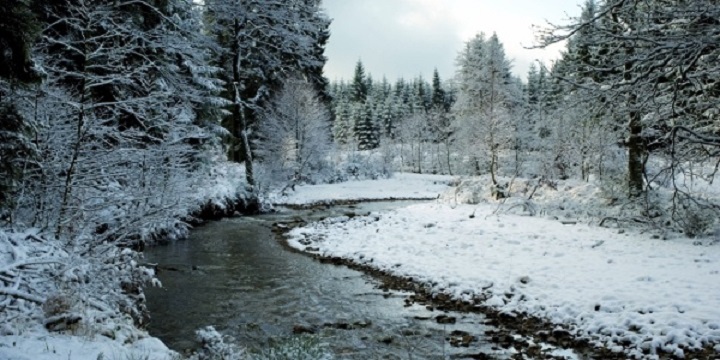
672 197 718 238
191 326 245 360
330 150 393 183
250 335 332 360
42 291 78 319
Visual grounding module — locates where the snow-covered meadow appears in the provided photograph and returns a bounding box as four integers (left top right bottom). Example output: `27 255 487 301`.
286 174 720 359
272 172 456 206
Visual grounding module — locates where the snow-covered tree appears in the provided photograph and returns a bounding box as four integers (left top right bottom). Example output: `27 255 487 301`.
349 60 369 104
205 0 330 187
332 82 354 144
354 100 379 150
452 33 519 186
255 77 332 190
0 0 40 219
540 0 720 199
10 0 222 242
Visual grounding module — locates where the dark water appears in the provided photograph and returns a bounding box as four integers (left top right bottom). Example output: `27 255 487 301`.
144 202 572 359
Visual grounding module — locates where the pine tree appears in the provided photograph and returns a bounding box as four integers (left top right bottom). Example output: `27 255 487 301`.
332 89 354 144
431 69 447 111
354 100 379 150
350 60 369 103
0 0 40 217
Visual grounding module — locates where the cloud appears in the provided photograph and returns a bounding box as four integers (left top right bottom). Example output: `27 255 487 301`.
323 0 582 82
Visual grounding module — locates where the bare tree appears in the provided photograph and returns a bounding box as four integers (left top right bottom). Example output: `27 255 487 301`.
254 77 332 191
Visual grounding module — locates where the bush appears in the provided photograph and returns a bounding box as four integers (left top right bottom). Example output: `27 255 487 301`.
673 198 718 238
250 335 332 360
191 326 245 360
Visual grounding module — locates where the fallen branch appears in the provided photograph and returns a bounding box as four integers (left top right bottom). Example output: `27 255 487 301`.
0 258 65 274
599 216 649 228
599 217 619 227
0 287 44 303
503 201 537 216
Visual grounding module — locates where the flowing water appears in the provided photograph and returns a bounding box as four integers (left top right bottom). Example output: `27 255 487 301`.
144 202 577 359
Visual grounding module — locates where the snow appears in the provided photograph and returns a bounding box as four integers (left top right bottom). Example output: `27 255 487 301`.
272 173 456 205
0 227 179 360
286 174 720 359
0 162 249 360
0 331 176 360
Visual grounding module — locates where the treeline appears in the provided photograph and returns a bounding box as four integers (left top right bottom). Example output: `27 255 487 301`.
538 0 720 233
0 0 329 243
330 62 455 173
328 33 528 181
329 0 720 233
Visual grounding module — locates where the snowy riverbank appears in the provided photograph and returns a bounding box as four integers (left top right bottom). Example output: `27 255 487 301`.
0 162 251 360
286 174 720 359
271 172 456 206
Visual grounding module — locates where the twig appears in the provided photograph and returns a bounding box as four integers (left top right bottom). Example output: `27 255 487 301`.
0 258 65 274
0 287 44 303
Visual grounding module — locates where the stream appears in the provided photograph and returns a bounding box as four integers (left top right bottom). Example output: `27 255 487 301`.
144 202 579 359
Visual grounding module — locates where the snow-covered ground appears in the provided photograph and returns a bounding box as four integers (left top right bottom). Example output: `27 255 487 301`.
0 162 250 360
0 333 175 360
286 174 720 359
272 173 456 205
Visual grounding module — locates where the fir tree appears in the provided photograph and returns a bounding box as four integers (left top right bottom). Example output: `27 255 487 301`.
0 0 40 217
350 60 369 103
354 101 379 150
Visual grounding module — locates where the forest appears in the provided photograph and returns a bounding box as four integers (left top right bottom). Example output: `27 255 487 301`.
1 0 719 359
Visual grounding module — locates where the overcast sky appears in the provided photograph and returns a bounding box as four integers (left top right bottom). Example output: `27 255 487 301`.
322 0 584 83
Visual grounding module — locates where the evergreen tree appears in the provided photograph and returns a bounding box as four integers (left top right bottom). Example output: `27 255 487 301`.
0 0 39 83
0 0 41 217
431 69 447 111
354 100 379 150
332 88 353 144
205 0 330 187
452 32 518 183
350 60 369 103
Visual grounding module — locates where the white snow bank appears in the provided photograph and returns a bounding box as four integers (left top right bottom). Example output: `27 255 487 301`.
0 330 176 360
272 173 456 205
0 227 176 360
288 201 720 359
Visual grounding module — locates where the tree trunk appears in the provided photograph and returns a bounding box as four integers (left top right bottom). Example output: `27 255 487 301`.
233 19 255 188
56 78 87 238
444 138 453 176
627 98 644 197
624 49 643 197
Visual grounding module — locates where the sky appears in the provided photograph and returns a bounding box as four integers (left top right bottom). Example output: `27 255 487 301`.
322 0 584 83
